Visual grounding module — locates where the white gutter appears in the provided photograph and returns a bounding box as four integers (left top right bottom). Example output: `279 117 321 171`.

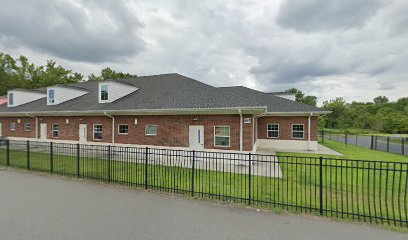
104 112 115 144
308 112 313 150
0 106 268 117
25 113 38 139
239 108 243 152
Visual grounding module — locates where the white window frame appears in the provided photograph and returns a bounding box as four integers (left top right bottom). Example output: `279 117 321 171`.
9 122 16 131
118 124 129 135
51 123 59 138
145 125 158 136
292 124 305 139
100 84 109 102
48 89 55 104
267 123 279 138
24 123 32 132
214 126 230 147
93 124 103 140
8 92 14 106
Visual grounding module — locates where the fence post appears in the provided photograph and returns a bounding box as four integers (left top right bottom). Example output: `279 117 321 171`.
50 142 53 173
345 133 348 146
322 130 325 143
26 140 30 170
108 145 111 182
248 152 252 205
191 150 195 196
370 135 374 149
319 156 324 216
386 137 390 152
402 138 405 155
6 139 9 166
76 143 80 177
145 147 149 189
374 136 378 150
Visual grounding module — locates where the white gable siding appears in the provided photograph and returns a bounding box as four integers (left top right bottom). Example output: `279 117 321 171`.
7 90 46 107
98 81 138 103
275 94 296 101
47 86 87 105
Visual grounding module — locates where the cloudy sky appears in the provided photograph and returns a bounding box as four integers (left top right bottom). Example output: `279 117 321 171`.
1 0 407 105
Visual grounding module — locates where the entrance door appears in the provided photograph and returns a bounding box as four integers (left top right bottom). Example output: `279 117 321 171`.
40 123 47 140
79 124 87 143
189 125 204 150
0 123 2 137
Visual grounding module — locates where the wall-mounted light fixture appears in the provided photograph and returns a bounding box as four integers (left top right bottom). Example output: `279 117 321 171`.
193 117 198 121
17 119 21 123
134 118 138 125
66 118 69 124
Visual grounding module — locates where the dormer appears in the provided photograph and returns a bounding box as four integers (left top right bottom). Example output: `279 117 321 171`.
7 89 46 107
47 85 88 105
98 80 139 103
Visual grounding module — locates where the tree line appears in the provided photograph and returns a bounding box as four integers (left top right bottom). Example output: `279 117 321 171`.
0 53 135 96
286 88 408 134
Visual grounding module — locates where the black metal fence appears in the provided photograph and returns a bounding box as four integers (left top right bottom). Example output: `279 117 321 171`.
0 139 407 228
320 130 408 156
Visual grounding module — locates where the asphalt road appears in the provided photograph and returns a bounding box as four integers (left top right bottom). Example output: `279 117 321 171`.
0 169 406 240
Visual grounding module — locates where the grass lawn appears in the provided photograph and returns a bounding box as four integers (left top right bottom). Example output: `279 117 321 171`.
279 139 408 162
0 143 407 228
323 128 408 137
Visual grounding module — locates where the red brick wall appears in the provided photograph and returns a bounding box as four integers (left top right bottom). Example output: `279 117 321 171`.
1 114 254 151
0 117 36 138
257 116 318 141
114 115 253 151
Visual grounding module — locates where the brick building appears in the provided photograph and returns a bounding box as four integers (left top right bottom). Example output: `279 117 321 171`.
0 74 329 152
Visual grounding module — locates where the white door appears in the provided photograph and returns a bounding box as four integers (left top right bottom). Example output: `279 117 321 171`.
0 123 2 136
79 124 87 143
189 125 204 150
40 123 47 140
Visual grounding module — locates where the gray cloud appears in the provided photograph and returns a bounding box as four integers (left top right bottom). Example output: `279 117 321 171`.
276 0 384 32
0 0 407 104
0 0 145 63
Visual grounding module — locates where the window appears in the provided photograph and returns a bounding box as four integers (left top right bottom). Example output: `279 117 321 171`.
48 89 55 104
24 123 32 132
118 124 129 135
8 93 14 106
52 124 59 138
100 84 109 101
93 124 103 140
214 126 230 147
292 124 304 139
145 125 157 136
267 124 279 138
9 123 16 131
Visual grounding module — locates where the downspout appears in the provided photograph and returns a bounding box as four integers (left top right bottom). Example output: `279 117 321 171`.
104 112 115 144
308 112 313 150
239 109 243 152
25 113 38 139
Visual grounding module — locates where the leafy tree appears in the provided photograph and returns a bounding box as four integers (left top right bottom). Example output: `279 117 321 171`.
0 53 83 95
88 67 136 81
285 88 318 106
373 96 389 104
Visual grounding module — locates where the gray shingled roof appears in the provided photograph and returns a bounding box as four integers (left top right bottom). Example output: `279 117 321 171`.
0 73 328 114
0 74 261 113
219 86 327 113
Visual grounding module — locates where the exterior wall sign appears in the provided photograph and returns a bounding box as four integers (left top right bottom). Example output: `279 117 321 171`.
243 117 251 124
